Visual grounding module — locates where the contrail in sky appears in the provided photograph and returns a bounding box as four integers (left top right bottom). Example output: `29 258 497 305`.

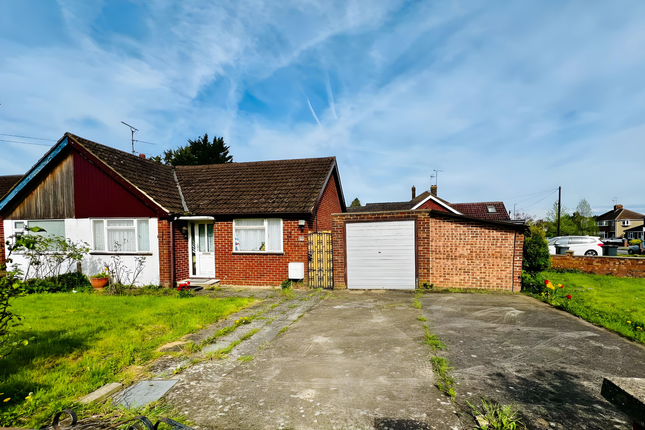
307 97 321 125
326 73 337 120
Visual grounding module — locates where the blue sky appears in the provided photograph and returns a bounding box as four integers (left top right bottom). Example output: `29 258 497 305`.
1 1 645 218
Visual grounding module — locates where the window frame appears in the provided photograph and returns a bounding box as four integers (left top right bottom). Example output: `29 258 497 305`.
622 220 631 227
9 219 66 251
232 218 283 254
91 218 151 254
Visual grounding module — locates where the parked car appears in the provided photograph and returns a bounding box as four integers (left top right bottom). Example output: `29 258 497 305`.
628 243 645 255
602 237 627 246
547 236 604 256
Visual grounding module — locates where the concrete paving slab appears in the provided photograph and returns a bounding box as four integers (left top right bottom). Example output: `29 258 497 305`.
114 380 179 408
420 293 645 430
165 292 460 429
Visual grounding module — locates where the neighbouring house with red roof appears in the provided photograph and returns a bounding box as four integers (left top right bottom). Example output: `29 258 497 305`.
0 133 344 287
348 184 511 221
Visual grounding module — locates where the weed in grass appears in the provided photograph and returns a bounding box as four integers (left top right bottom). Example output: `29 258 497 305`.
417 316 427 322
300 297 309 301
467 399 524 430
278 326 289 335
413 298 422 309
182 342 200 354
268 294 274 298
258 341 270 351
239 328 260 341
280 288 297 300
0 294 255 428
289 304 298 309
237 355 254 362
270 304 278 309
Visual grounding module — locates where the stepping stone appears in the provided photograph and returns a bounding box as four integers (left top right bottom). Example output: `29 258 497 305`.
114 380 179 408
78 382 122 404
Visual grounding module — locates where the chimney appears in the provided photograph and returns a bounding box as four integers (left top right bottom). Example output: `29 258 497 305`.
411 186 416 199
614 204 623 211
139 153 146 159
431 185 437 196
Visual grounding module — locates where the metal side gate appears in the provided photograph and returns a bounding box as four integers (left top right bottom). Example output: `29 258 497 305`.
308 231 334 289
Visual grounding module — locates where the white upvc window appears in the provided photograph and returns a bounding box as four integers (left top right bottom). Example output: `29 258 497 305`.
597 221 607 226
92 219 150 253
622 220 631 227
233 219 282 253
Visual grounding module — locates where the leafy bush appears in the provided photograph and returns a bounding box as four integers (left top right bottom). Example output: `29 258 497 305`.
522 224 550 283
22 272 91 295
630 239 642 246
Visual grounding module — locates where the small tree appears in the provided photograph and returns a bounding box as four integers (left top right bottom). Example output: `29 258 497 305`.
155 133 233 166
350 198 361 207
522 224 551 290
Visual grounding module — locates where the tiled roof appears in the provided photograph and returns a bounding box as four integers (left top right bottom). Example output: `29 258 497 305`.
0 175 23 199
347 190 511 221
68 133 186 213
175 157 337 215
449 202 511 221
596 207 645 221
67 133 338 216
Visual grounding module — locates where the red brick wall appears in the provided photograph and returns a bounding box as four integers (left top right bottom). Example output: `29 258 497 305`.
173 220 190 282
214 218 309 286
312 174 342 232
552 254 645 278
332 211 524 291
429 215 523 291
158 218 172 287
417 199 450 211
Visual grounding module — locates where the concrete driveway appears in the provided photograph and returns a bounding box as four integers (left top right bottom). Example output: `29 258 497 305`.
420 293 645 430
162 290 645 430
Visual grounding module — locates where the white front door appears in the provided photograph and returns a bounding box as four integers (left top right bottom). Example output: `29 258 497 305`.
189 222 215 278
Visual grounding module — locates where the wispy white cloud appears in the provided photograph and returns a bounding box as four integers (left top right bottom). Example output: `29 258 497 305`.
2 1 645 218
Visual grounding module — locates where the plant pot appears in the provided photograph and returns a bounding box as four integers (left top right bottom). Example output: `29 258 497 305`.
90 277 109 289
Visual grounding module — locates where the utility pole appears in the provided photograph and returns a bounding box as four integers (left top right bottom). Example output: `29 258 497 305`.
557 186 561 236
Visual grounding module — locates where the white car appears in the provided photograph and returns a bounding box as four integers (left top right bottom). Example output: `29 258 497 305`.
547 236 603 256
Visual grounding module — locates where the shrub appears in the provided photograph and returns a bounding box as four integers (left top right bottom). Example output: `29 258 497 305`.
22 272 91 294
522 224 550 277
630 239 642 246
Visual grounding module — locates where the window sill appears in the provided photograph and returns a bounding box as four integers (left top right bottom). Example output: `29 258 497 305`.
90 252 154 256
232 251 284 255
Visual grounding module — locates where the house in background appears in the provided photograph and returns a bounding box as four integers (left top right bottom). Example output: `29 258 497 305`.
624 221 645 241
349 184 512 221
0 133 345 287
595 205 645 239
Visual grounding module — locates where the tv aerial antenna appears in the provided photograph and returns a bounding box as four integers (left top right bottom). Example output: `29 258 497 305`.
433 169 443 187
121 121 157 154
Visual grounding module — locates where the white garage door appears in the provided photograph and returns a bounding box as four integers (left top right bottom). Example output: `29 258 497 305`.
346 220 416 290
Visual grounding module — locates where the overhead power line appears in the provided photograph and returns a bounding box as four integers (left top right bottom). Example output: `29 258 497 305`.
0 139 53 147
0 133 56 141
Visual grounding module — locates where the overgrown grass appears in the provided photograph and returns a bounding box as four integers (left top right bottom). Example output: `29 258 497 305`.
0 293 255 427
523 270 645 344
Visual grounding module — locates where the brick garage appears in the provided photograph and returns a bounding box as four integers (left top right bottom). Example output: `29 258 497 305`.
552 254 645 278
332 210 525 291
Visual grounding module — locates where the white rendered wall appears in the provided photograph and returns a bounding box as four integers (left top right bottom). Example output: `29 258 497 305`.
3 218 160 286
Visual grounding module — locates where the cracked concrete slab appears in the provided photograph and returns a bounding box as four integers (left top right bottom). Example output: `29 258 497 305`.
420 293 645 430
164 291 459 429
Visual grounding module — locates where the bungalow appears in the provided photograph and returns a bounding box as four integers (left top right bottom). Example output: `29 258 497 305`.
0 133 345 287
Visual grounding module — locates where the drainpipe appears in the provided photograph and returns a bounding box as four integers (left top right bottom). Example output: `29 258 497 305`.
511 230 517 292
170 217 175 288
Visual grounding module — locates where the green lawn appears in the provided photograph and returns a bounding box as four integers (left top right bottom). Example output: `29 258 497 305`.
0 292 255 427
524 270 645 344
